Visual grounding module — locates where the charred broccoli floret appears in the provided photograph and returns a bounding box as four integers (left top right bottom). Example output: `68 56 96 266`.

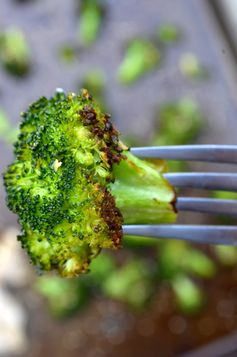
4 89 176 277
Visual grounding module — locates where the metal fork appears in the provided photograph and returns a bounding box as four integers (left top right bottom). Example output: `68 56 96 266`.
123 145 237 246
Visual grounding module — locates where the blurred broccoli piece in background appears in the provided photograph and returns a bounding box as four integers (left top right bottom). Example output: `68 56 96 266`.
35 276 89 318
0 109 11 136
212 191 237 225
58 44 77 64
152 98 203 172
117 38 161 85
158 240 215 313
89 252 116 282
154 98 203 146
172 275 205 314
4 127 19 145
102 260 153 309
35 255 154 316
211 191 237 264
214 245 237 266
0 108 19 145
77 0 105 47
157 24 181 44
80 70 108 111
123 235 161 248
158 240 215 280
179 53 207 79
212 190 237 201
0 28 31 76
183 249 216 278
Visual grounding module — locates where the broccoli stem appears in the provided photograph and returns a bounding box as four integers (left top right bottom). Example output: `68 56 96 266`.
110 152 177 224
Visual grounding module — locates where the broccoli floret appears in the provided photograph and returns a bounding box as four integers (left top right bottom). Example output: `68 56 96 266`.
172 275 205 314
179 53 207 80
80 69 108 112
77 0 105 47
4 89 176 277
0 108 19 145
0 27 31 76
117 38 161 85
157 24 181 44
35 276 89 318
102 260 153 309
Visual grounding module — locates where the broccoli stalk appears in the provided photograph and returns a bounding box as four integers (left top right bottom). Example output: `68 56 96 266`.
4 89 177 277
110 152 176 224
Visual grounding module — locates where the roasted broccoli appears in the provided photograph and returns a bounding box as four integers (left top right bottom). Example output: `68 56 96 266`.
179 53 207 79
157 24 181 44
0 28 31 76
4 89 176 277
117 38 161 85
77 0 105 47
80 69 109 112
0 108 19 145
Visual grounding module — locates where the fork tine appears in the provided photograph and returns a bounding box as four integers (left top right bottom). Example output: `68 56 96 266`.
177 197 237 216
123 225 237 245
130 145 237 164
164 173 237 192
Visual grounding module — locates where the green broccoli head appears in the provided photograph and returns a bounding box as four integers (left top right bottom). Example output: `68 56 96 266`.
4 89 125 276
4 89 177 277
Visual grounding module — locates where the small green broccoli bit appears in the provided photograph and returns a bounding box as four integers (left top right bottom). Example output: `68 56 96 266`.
152 99 203 172
214 245 237 266
81 70 105 96
0 109 11 136
4 89 176 277
179 53 207 79
117 38 161 85
158 240 215 279
80 70 108 112
172 275 205 314
35 276 89 318
102 260 153 309
158 240 215 314
58 45 77 64
0 27 31 76
211 191 237 263
157 24 181 44
77 0 105 47
154 99 203 146
212 191 237 225
89 251 116 282
0 108 19 145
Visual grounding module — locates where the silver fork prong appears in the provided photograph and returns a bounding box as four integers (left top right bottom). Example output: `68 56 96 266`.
177 197 237 216
130 145 237 164
164 173 237 192
123 225 237 245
